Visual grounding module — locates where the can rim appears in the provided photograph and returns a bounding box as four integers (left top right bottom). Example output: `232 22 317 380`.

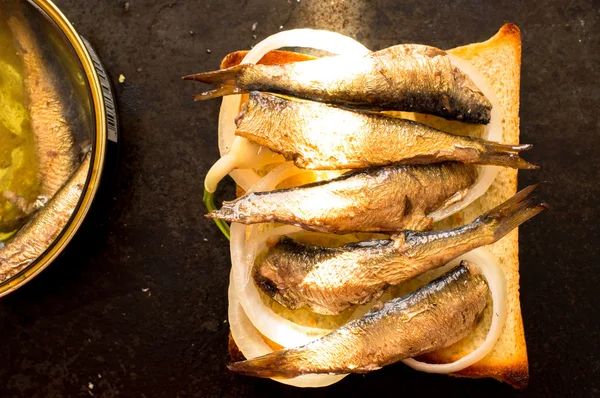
0 0 107 297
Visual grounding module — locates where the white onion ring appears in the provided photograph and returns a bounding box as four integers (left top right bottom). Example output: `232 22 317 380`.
402 247 507 373
228 271 348 387
205 29 370 192
428 55 502 221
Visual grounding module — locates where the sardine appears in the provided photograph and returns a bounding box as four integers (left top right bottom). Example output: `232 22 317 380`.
184 44 492 124
234 92 536 170
209 162 477 233
7 16 76 200
0 153 90 282
254 185 545 315
230 262 488 378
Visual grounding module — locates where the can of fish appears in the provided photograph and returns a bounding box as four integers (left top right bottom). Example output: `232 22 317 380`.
0 0 118 296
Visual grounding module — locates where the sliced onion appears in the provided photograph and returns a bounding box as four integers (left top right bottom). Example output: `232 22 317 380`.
246 161 303 194
205 29 370 192
228 271 348 387
231 223 331 347
427 55 502 221
402 247 507 373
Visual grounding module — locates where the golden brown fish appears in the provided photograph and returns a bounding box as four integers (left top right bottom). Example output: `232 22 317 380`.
0 153 90 282
184 44 492 124
234 92 536 170
7 15 76 200
209 162 477 233
230 262 488 378
255 185 545 315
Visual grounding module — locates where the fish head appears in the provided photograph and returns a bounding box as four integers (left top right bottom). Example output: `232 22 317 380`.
252 241 308 310
450 66 492 123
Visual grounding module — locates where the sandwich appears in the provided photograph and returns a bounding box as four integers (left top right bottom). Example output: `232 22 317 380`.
186 23 541 389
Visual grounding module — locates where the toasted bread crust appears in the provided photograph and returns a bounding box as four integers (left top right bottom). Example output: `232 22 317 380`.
224 24 528 388
420 23 528 389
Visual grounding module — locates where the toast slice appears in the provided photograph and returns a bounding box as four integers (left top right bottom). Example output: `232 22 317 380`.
222 23 528 388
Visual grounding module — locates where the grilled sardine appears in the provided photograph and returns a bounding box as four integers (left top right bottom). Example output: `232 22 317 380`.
255 185 545 315
231 262 488 378
234 92 536 170
185 44 492 124
7 16 76 200
209 162 477 233
0 153 90 281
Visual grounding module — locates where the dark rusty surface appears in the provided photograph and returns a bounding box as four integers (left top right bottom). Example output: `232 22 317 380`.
0 0 598 396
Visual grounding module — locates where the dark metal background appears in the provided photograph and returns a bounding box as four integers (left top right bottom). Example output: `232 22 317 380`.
1 0 598 396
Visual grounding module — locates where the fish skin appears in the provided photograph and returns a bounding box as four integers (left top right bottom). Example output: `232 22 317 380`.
254 185 546 315
235 92 537 170
230 263 489 378
7 16 76 200
0 154 90 282
185 44 492 124
209 162 477 234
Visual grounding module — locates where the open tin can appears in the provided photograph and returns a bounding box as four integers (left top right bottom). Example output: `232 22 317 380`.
0 0 117 296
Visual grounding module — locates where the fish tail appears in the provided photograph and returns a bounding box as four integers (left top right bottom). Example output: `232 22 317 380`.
228 349 309 379
182 65 249 100
478 141 539 170
479 184 548 241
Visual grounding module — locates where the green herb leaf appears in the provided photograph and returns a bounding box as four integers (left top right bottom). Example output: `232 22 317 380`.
203 188 230 240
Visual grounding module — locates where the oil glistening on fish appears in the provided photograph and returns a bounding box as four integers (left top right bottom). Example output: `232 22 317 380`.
235 92 537 170
0 5 87 282
188 25 543 388
230 262 488 378
0 10 40 238
208 162 477 233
